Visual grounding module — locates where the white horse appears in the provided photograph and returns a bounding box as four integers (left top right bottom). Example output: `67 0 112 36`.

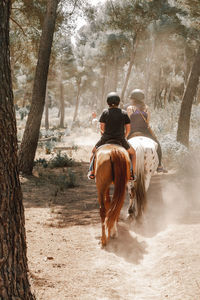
127 136 159 220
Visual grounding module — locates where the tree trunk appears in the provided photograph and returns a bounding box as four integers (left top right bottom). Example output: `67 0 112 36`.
73 78 81 123
0 2 34 299
145 34 155 104
113 54 119 91
59 80 65 128
177 45 200 147
154 66 162 108
18 0 59 174
183 45 192 90
100 64 107 112
163 85 168 107
196 82 200 104
45 89 49 130
120 35 139 106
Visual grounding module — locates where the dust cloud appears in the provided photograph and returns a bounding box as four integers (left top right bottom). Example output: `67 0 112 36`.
124 162 200 240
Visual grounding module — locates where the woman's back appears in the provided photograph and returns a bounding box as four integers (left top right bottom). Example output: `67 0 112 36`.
127 105 148 134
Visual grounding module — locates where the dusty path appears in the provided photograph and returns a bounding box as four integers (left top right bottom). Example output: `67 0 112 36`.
23 158 200 300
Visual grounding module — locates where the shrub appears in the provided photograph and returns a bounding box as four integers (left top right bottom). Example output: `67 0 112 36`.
34 158 48 168
49 153 75 168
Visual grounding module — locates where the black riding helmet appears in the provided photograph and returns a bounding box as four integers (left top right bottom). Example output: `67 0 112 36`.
130 89 145 101
107 92 120 106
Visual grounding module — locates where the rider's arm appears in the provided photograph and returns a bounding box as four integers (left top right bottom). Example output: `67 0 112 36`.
146 106 150 124
127 106 133 118
125 123 130 138
100 122 105 135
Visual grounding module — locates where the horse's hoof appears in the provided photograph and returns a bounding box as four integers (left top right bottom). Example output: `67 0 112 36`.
110 226 118 239
101 238 107 248
128 207 135 215
126 214 136 225
110 232 118 239
101 243 106 249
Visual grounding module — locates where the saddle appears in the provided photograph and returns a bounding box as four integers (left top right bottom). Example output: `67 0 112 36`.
103 139 123 146
128 132 146 139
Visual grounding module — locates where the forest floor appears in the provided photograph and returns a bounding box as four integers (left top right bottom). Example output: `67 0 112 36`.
21 134 200 300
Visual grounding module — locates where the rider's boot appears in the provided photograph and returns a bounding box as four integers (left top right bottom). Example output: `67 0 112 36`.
129 154 137 181
157 166 168 173
87 154 95 179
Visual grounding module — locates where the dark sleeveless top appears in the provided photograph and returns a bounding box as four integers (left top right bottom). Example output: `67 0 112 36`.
129 109 148 133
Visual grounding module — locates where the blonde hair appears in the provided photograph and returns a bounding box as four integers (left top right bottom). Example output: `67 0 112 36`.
131 98 146 111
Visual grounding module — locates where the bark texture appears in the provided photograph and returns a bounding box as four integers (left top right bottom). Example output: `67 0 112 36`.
73 77 81 123
59 81 65 128
0 1 34 299
177 45 200 147
120 35 139 106
18 0 59 174
45 89 49 130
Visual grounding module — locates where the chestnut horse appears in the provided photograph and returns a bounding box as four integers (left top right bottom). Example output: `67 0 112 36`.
127 136 159 220
94 144 130 247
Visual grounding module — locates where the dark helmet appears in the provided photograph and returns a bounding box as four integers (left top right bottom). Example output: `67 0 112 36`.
107 92 120 106
130 89 145 101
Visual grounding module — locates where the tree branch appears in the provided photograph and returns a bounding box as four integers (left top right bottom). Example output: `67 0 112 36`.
109 0 118 21
67 0 79 16
10 16 27 36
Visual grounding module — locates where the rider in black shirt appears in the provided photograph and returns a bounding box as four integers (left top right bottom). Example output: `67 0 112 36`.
88 92 136 179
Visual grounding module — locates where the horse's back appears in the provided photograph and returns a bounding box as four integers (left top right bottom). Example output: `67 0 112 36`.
96 144 129 157
129 136 157 150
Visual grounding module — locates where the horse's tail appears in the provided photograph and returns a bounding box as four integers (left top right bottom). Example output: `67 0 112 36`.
135 144 147 219
106 149 129 230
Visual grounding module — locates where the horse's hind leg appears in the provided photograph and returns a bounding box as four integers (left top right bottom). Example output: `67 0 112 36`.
127 181 137 220
98 192 107 247
105 188 111 211
105 188 118 239
110 221 118 238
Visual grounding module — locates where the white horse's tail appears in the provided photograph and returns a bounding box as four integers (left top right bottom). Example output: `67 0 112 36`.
134 143 147 219
128 136 159 219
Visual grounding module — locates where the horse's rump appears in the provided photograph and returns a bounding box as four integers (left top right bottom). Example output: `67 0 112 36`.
95 144 130 245
95 144 130 183
128 136 159 219
129 136 158 190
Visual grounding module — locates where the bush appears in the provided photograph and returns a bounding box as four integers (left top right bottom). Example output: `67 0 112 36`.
34 153 76 169
49 153 75 168
67 170 77 188
34 158 48 168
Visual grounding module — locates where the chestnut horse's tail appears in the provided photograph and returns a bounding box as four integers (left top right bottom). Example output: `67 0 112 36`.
106 149 129 230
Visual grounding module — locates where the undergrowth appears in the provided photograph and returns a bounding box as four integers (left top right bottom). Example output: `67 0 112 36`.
34 169 79 190
34 153 77 168
33 153 80 190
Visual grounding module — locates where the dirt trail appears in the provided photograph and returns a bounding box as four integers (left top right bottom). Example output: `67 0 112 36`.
23 158 200 300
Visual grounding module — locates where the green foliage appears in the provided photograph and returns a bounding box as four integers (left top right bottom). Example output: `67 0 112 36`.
11 0 200 125
34 153 76 169
49 153 75 168
34 158 48 168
